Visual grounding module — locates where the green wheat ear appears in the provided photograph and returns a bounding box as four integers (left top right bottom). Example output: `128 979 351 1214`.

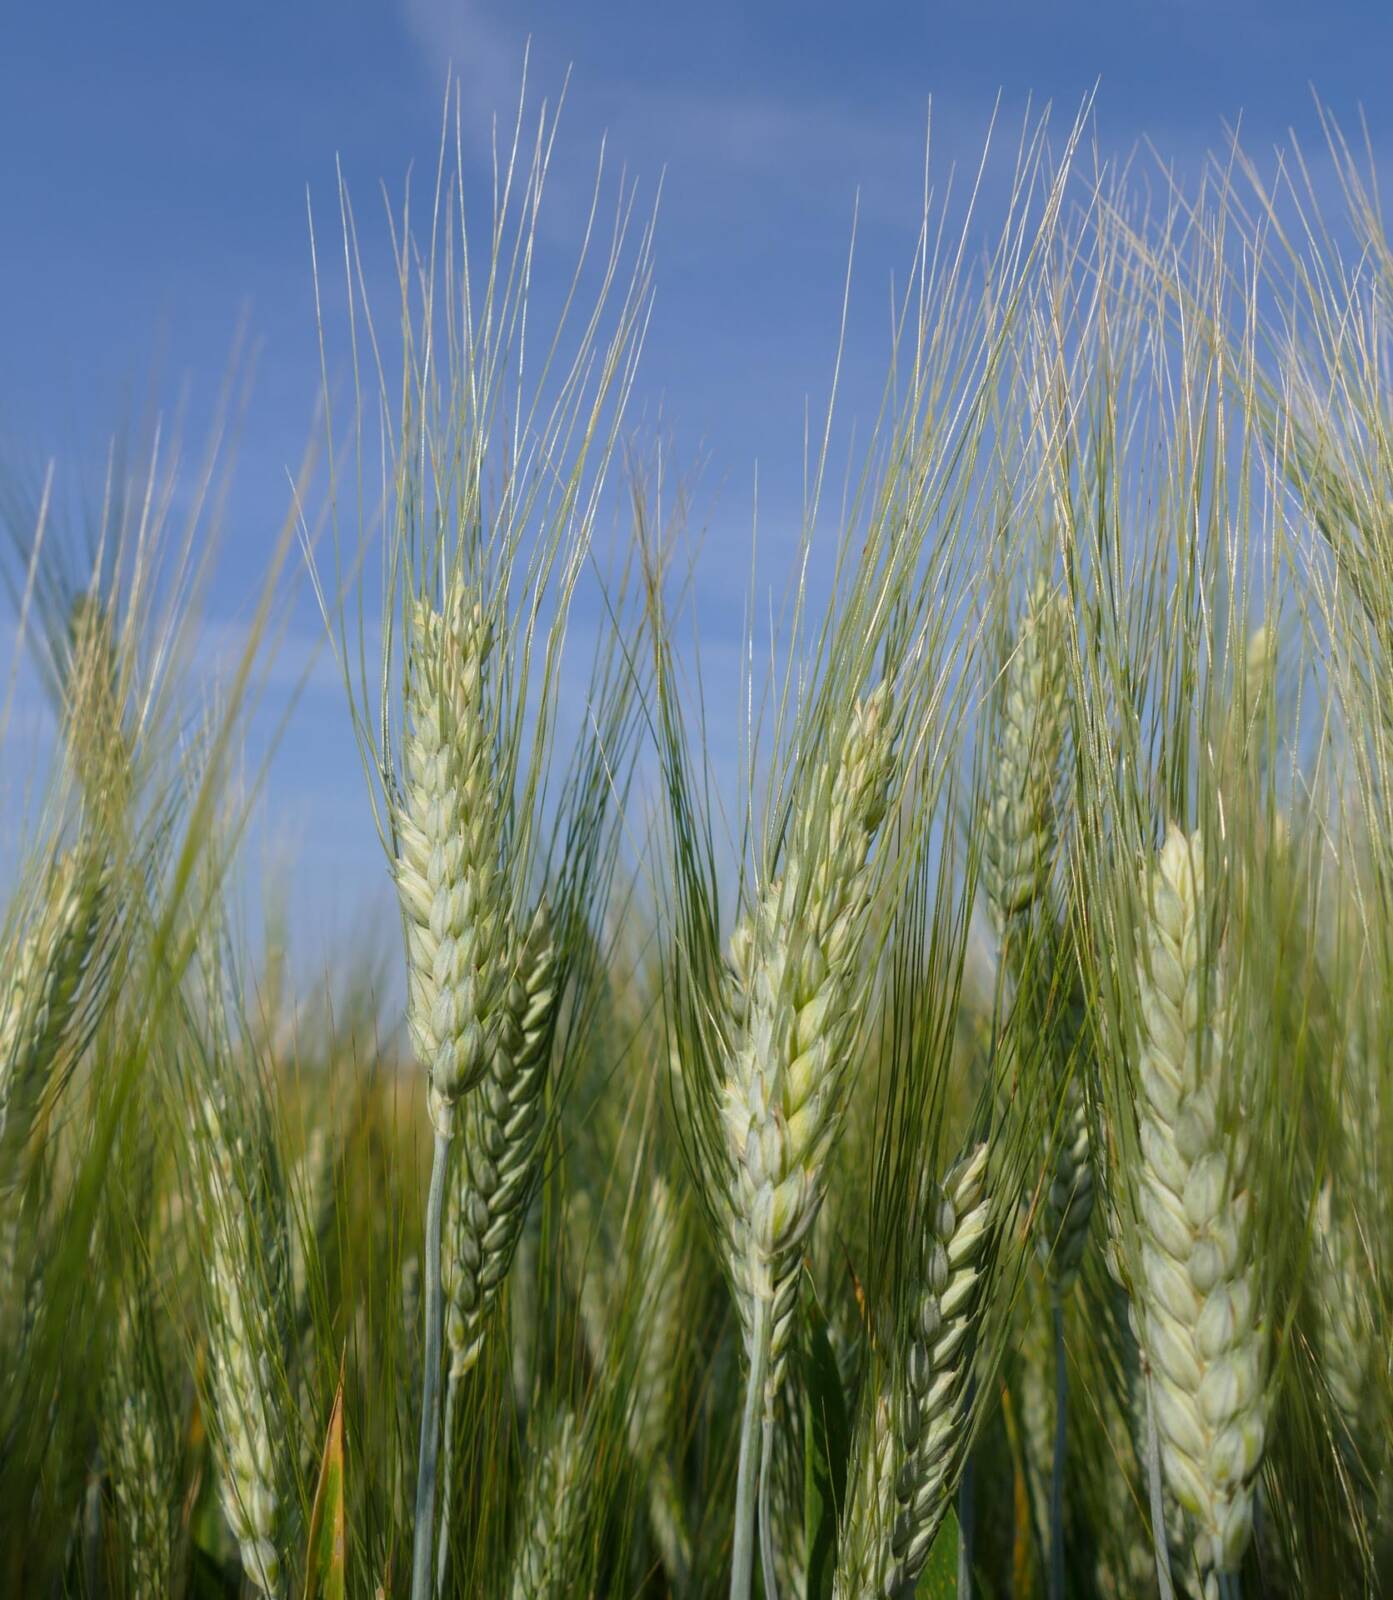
396 580 509 1138
834 1142 992 1599
198 1088 297 1598
1133 826 1268 1587
506 1407 589 1600
716 682 895 1600
983 575 1068 934
442 900 558 1379
0 847 107 1203
720 682 896 1414
1039 983 1096 1293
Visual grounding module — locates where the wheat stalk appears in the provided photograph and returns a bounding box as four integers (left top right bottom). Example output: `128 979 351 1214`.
983 574 1086 1599
393 573 516 1600
719 683 895 1600
1133 826 1267 1593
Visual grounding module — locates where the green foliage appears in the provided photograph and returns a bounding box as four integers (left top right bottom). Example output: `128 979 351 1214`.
916 1511 959 1599
802 1298 851 1600
304 1376 347 1600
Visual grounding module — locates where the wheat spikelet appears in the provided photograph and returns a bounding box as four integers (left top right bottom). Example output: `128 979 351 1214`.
834 1142 992 1599
200 1091 294 1598
1133 825 1267 1585
720 683 895 1411
983 577 1067 930
395 580 507 1136
442 902 556 1377
506 1407 587 1600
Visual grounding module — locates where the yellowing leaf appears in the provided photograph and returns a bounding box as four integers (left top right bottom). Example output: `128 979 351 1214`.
303 1367 346 1600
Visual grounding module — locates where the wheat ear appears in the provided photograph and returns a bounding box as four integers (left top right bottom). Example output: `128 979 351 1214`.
436 903 557 1591
833 1142 992 1599
396 576 513 1600
571 1176 693 1591
290 1125 335 1329
396 582 507 1137
200 1091 295 1598
104 1303 177 1597
0 849 106 1324
983 576 1085 1600
506 1407 588 1600
721 684 895 1600
1041 1067 1094 1292
628 1178 693 1590
983 576 1067 934
1312 1178 1375 1487
0 849 106 1191
442 901 557 1378
1133 826 1267 1592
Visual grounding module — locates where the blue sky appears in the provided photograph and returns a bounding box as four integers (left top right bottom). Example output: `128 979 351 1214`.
3 0 1391 975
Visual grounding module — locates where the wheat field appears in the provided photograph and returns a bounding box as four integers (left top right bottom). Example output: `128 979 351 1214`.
3 84 1392 1600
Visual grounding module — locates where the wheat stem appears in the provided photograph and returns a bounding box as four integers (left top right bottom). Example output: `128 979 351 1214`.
435 1372 464 1595
731 1296 770 1600
1049 1293 1067 1600
759 1415 779 1600
411 1129 450 1600
957 1392 975 1600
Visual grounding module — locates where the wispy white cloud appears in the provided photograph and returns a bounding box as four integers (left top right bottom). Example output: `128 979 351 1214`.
395 0 1044 229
